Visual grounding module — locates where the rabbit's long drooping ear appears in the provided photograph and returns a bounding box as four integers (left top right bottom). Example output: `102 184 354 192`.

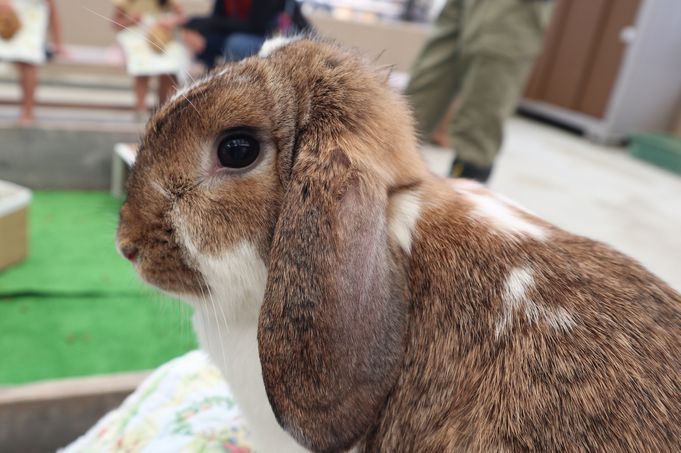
258 140 408 452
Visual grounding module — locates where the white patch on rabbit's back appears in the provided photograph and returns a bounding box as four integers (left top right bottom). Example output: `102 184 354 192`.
464 191 547 241
388 191 421 253
496 266 575 338
544 306 576 332
505 266 535 307
450 179 485 193
259 36 299 57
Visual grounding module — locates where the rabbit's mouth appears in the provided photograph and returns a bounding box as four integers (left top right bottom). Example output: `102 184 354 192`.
117 204 207 298
136 255 206 298
118 237 207 298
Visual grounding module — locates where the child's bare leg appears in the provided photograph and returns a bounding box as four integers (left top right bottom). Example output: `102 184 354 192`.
134 76 150 112
17 62 38 124
158 74 177 105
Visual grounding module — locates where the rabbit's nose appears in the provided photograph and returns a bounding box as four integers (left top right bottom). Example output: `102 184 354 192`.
120 244 139 262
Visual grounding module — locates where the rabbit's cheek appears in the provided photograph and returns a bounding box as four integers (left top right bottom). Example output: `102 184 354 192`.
185 241 268 320
131 223 205 297
137 247 205 297
117 199 207 297
169 200 269 317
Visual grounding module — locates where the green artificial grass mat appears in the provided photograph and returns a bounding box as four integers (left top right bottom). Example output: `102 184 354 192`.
0 191 197 385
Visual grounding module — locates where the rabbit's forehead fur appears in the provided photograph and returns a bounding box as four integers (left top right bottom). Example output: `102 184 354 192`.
118 38 427 297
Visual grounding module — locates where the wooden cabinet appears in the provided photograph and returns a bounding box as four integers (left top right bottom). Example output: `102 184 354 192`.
522 0 681 143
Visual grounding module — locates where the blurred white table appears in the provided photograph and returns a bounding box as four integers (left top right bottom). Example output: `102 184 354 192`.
110 143 137 198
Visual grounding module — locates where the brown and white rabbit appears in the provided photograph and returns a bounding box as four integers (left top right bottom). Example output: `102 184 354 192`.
117 37 681 452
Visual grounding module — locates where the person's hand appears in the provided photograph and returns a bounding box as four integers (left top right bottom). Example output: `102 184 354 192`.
125 11 142 27
0 1 15 12
156 16 180 30
181 29 206 54
52 42 68 58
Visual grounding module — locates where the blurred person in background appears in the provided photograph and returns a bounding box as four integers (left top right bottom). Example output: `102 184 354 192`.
182 0 309 70
406 0 554 183
112 0 187 116
0 0 63 125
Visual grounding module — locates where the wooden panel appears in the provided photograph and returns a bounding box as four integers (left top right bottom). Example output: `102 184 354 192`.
543 0 611 109
673 100 681 137
524 0 571 100
0 372 148 453
0 208 28 270
578 0 641 118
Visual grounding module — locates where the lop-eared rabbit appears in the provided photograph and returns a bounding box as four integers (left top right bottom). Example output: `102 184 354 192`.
117 38 681 452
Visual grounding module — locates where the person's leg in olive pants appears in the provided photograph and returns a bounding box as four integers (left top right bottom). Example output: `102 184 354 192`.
448 54 536 170
405 0 553 181
404 0 465 141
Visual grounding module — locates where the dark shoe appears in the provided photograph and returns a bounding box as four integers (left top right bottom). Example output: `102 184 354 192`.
450 158 493 183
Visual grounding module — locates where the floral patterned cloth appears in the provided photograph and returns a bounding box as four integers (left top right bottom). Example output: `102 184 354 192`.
61 350 252 453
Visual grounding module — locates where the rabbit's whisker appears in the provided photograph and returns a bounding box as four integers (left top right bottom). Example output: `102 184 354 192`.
175 86 204 120
204 275 228 372
196 277 214 356
213 279 232 370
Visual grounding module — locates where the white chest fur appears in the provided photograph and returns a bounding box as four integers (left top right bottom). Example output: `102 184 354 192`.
186 241 307 453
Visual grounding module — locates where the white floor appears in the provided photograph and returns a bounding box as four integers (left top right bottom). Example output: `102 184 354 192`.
422 117 681 291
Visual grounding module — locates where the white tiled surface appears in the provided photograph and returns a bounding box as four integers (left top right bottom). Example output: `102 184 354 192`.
422 117 681 291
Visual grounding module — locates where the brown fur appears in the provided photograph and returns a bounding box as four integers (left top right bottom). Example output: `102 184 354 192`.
117 39 681 452
362 180 680 452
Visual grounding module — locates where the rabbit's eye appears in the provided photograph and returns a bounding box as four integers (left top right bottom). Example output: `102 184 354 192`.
217 134 260 169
